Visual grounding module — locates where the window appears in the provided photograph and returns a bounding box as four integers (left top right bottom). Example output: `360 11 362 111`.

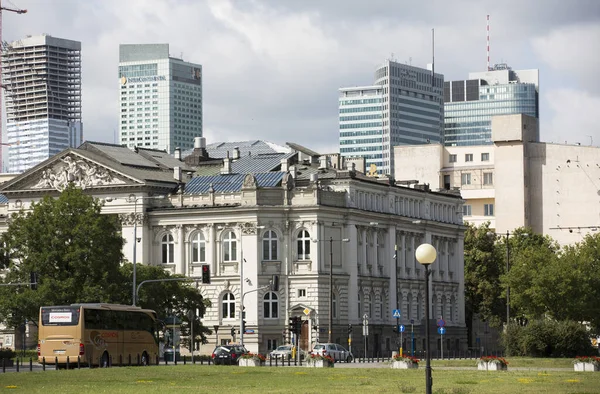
223 231 237 261
161 234 174 264
462 205 472 216
449 154 457 163
465 154 473 162
262 230 278 261
191 232 206 263
357 293 362 318
263 292 279 318
483 172 493 185
297 230 311 260
267 339 278 350
461 173 471 185
222 293 236 319
416 294 421 320
332 293 337 318
378 295 383 320
407 293 412 320
298 289 306 298
443 174 451 190
481 152 490 161
484 204 494 216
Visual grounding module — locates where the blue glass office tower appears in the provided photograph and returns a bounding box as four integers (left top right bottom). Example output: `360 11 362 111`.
444 64 539 146
339 60 444 175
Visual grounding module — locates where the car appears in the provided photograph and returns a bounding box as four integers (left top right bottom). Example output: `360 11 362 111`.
269 345 307 360
311 343 354 362
211 344 248 365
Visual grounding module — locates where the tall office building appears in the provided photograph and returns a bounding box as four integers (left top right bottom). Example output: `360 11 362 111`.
118 44 202 153
444 63 539 146
2 34 82 173
339 60 444 175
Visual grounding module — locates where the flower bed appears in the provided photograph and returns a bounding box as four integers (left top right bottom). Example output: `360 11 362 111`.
477 356 508 371
391 355 419 369
238 353 266 367
573 356 600 372
306 354 334 368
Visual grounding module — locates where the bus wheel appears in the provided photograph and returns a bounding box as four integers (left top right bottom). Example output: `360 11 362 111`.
141 352 150 366
100 352 109 368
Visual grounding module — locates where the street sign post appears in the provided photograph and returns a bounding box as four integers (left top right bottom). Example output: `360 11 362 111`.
392 309 401 355
438 327 446 359
410 319 414 356
362 314 369 359
399 324 405 356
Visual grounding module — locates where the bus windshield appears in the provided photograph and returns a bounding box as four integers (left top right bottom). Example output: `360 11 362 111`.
41 306 81 326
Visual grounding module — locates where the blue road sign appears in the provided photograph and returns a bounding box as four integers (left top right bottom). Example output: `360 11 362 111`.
410 319 414 325
438 327 446 335
437 319 446 327
392 309 401 318
399 325 406 333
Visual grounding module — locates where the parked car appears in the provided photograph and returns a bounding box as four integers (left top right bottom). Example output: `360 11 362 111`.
211 344 248 365
311 343 353 362
269 345 306 360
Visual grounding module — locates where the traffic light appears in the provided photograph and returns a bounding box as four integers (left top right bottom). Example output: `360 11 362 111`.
270 274 279 292
348 324 353 334
230 326 236 337
295 317 302 334
30 272 38 291
241 319 246 334
201 265 210 284
393 325 398 333
289 316 296 334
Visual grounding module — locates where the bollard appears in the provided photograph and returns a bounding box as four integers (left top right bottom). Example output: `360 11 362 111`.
137 354 140 366
129 354 131 366
29 357 33 371
174 353 178 366
16 358 19 372
193 355 195 365
55 357 58 370
119 354 122 367
156 355 159 366
165 355 168 365
183 355 186 365
2 357 5 373
43 357 46 371
78 356 81 369
67 356 70 370
109 355 113 368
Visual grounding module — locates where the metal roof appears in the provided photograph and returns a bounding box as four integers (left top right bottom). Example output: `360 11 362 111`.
185 172 285 194
205 140 290 159
85 143 159 169
0 194 7 203
231 152 295 174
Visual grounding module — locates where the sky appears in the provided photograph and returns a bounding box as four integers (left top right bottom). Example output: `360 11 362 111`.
3 0 600 155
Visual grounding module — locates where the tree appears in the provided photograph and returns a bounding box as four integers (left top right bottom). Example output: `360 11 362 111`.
0 185 125 328
463 222 504 345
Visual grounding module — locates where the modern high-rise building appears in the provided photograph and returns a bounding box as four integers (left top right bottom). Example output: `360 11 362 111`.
339 60 444 176
443 63 539 146
118 44 202 153
2 34 82 173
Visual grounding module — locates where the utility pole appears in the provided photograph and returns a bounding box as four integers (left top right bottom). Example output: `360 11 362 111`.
0 0 27 171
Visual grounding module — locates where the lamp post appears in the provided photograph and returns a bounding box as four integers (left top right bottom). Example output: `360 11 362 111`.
416 243 436 394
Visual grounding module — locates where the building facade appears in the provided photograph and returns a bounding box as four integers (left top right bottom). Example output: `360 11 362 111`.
0 140 467 356
340 60 444 176
444 63 539 146
2 34 82 173
118 44 202 153
394 114 600 245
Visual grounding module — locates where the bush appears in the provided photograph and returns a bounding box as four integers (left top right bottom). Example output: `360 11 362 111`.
0 348 16 359
502 320 595 357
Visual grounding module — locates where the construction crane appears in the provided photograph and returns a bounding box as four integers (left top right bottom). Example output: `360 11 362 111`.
0 0 27 171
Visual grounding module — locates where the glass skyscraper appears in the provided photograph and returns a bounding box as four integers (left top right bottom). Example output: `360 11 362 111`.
339 60 444 175
444 64 539 146
118 44 202 153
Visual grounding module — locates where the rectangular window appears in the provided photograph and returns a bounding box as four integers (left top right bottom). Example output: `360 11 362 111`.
298 289 306 298
461 173 471 185
443 174 451 189
462 205 472 216
483 172 493 185
449 154 457 163
465 154 473 162
484 204 494 216
481 152 490 161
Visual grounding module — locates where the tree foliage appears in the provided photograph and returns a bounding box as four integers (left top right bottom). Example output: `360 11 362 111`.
0 185 211 346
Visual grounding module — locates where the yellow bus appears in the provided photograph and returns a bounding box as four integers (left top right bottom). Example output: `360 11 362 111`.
38 303 159 367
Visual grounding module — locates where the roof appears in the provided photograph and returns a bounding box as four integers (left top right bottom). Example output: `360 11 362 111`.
231 152 296 174
204 140 291 159
0 194 7 203
185 172 285 194
286 142 320 158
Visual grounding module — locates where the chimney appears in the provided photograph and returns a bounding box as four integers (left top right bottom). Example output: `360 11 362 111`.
194 137 206 149
174 147 181 160
346 161 355 171
174 166 182 181
290 165 296 179
221 152 232 174
281 158 289 172
310 173 318 183
233 146 240 160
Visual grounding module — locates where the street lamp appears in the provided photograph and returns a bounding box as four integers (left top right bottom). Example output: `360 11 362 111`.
416 243 436 394
313 236 349 343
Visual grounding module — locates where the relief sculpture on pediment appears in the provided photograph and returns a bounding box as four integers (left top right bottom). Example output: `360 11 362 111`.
31 155 126 191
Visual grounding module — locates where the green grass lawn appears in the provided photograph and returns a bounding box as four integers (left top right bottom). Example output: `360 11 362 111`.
1 362 599 394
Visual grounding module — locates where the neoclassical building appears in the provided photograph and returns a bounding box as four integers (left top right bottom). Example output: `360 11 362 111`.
0 139 466 356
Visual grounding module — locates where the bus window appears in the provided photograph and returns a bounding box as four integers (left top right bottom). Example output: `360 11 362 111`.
41 307 80 326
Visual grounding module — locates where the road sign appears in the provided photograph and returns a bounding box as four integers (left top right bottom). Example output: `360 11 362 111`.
392 309 401 318
245 329 255 334
410 319 414 325
438 327 446 335
303 308 311 315
399 325 405 333
437 319 446 327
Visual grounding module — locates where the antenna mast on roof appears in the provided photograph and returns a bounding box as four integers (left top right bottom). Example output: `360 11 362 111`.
486 15 491 71
431 28 435 88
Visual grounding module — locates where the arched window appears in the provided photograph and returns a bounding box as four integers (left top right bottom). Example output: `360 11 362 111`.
223 231 237 262
297 230 311 260
442 296 447 320
357 293 362 318
263 230 278 261
450 296 455 322
263 292 278 318
191 232 206 263
416 294 421 321
222 292 236 319
161 233 174 264
370 293 374 319
407 293 412 321
332 293 338 319
364 293 371 318
378 294 383 320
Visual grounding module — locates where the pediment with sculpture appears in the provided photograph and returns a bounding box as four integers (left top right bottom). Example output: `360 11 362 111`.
19 154 130 192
